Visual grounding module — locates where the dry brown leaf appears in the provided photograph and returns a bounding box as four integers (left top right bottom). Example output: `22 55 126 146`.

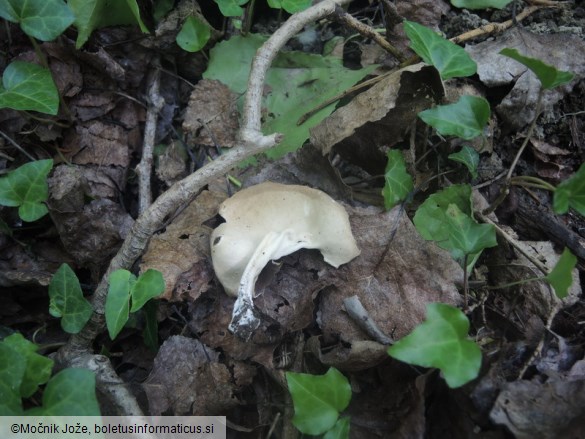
466 27 585 130
182 79 240 148
140 190 226 301
490 379 585 439
318 204 463 345
63 121 131 166
310 63 443 174
140 191 225 301
143 335 243 415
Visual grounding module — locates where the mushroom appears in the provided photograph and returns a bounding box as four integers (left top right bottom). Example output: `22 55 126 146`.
210 182 360 339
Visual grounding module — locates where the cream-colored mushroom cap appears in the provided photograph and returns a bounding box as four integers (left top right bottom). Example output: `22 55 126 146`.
210 182 361 297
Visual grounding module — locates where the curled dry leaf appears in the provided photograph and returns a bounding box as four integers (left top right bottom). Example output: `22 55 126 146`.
140 190 226 301
310 63 444 174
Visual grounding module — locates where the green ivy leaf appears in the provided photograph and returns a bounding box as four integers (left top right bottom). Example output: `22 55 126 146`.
204 34 375 159
130 269 165 312
414 184 472 248
413 185 493 270
388 303 481 388
268 0 312 13
444 203 497 256
176 15 211 52
450 0 513 9
286 368 351 435
500 48 575 90
323 416 350 439
213 0 249 17
403 20 476 79
0 62 59 115
49 263 93 333
0 342 26 415
448 145 479 178
545 248 576 299
0 158 53 221
382 150 414 210
106 269 135 340
419 95 490 140
69 0 150 48
0 0 74 41
553 163 585 216
2 334 53 398
27 368 100 415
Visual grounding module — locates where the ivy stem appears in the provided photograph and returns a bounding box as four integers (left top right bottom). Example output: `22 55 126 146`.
463 253 469 312
510 175 556 191
483 87 544 215
506 88 545 181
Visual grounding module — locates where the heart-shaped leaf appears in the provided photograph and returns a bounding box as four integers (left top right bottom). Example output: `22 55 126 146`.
213 0 249 17
388 303 482 388
130 269 165 312
448 145 479 178
27 368 100 415
444 203 497 256
0 62 59 115
404 20 476 79
324 416 350 439
0 158 53 221
382 150 414 210
286 368 351 435
545 248 576 299
500 48 574 90
2 334 53 399
176 15 211 52
553 162 585 216
49 263 93 334
0 0 74 41
419 95 490 140
69 0 150 48
0 342 26 415
105 269 135 340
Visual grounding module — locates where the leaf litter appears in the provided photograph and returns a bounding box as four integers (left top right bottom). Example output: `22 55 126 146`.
1 0 585 436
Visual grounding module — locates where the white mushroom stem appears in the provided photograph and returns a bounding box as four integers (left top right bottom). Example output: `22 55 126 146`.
229 230 311 337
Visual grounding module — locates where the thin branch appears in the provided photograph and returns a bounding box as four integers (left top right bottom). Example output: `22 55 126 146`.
331 5 405 62
136 63 164 214
343 295 394 345
0 130 35 161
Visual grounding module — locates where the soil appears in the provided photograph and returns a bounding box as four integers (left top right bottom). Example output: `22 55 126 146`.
1 1 584 438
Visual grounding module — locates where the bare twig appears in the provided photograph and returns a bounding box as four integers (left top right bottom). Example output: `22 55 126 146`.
331 5 405 62
343 295 394 345
136 63 164 214
0 130 35 161
56 0 353 415
450 5 545 45
477 212 549 274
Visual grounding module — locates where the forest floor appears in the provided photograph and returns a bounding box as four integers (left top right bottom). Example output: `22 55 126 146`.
1 0 584 438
